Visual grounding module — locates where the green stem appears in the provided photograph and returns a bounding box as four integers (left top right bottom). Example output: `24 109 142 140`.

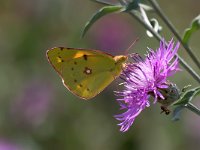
185 102 200 116
147 0 200 69
118 0 200 84
177 56 200 84
91 0 113 5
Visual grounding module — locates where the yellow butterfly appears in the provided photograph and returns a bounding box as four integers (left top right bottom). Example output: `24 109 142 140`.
46 47 127 100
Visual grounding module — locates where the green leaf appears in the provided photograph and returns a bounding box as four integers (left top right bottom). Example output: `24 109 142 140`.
173 86 200 106
81 5 124 37
139 3 153 11
185 102 200 116
181 85 191 93
172 106 185 121
125 0 140 11
182 14 200 44
91 0 113 5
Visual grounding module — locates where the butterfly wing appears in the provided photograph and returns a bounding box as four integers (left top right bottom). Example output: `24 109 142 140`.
46 47 126 100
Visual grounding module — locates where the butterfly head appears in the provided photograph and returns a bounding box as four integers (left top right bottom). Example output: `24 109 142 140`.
114 55 128 66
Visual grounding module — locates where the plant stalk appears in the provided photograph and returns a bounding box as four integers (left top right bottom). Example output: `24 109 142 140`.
118 0 200 84
185 102 200 116
147 0 200 69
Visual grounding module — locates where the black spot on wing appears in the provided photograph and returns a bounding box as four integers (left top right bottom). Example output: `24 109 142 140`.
59 47 64 50
109 68 114 72
83 54 88 61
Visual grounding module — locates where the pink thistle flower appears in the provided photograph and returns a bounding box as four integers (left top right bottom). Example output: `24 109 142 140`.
115 38 180 132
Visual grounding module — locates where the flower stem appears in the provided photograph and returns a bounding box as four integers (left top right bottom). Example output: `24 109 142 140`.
147 0 200 69
91 0 113 5
118 0 200 84
177 56 200 84
185 102 200 116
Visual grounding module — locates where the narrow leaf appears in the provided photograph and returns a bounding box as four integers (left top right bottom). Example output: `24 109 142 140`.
125 0 140 11
82 5 124 37
181 85 191 93
172 106 185 121
173 86 200 106
91 0 114 5
139 3 153 11
185 102 200 116
182 14 200 44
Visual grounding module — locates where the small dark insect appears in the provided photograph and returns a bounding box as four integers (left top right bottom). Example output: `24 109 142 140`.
160 106 171 115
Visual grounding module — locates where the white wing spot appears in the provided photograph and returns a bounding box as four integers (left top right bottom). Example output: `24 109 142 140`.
83 67 92 75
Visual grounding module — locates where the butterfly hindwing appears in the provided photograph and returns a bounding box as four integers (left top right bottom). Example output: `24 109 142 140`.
47 47 127 99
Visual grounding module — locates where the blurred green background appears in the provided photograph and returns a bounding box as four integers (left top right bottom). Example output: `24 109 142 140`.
0 0 200 150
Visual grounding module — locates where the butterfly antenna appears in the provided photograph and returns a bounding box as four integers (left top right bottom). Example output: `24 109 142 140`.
125 37 139 56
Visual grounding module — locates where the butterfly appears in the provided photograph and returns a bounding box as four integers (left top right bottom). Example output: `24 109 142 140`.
46 47 128 100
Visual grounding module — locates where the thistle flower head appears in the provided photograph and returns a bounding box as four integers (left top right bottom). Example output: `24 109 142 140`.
115 38 180 132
